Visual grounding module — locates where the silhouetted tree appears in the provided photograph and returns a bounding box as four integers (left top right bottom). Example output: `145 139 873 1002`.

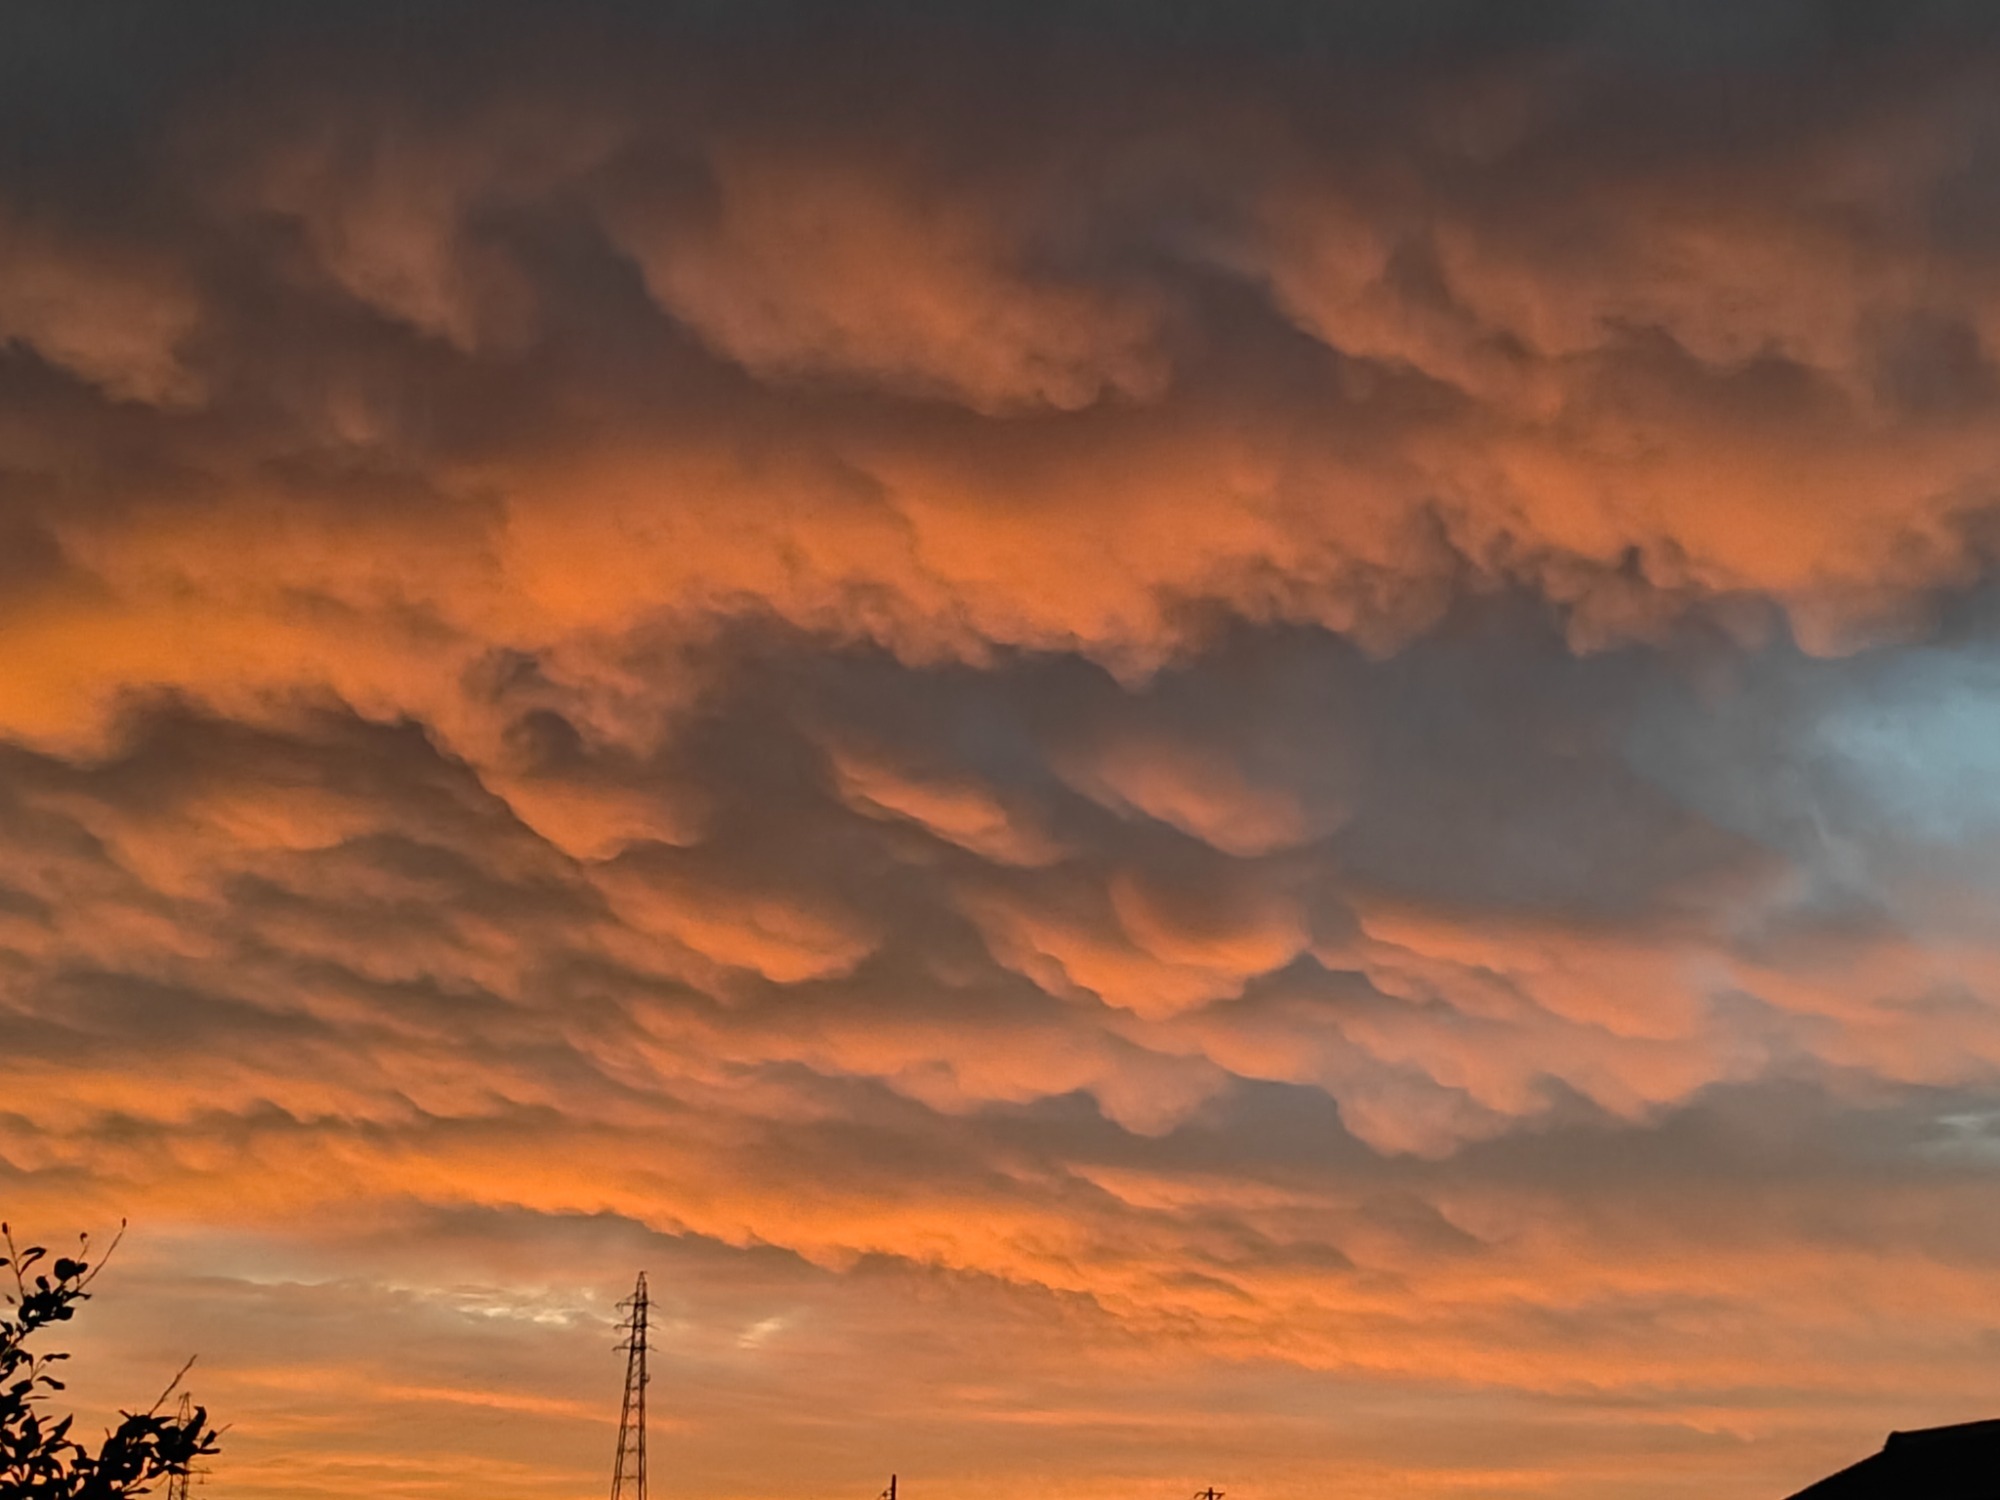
2 1223 218 1498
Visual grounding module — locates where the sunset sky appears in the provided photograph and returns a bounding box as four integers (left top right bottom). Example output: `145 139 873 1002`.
14 3 2000 1497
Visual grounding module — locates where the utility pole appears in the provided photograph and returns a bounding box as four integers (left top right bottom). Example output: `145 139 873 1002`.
611 1272 651 1500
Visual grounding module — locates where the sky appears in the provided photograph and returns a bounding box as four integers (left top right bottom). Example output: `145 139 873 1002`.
13 2 2000 1497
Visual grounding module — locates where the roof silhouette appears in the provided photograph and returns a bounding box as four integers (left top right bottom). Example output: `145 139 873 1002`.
1786 1419 2000 1498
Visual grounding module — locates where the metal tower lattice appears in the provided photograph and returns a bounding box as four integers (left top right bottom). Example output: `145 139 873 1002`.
610 1272 651 1500
878 1476 898 1500
165 1394 196 1500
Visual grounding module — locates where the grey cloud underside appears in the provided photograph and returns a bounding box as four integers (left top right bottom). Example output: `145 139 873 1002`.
3 0 1999 1189
12 0 2000 641
0 614 1985 1152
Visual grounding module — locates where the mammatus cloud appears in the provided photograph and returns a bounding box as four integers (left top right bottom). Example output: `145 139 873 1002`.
12 5 2000 1499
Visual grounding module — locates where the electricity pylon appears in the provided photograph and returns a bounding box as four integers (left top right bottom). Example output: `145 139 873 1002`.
610 1272 651 1500
165 1394 199 1500
166 1464 190 1500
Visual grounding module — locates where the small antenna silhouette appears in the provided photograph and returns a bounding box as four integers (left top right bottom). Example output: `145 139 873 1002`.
610 1273 651 1500
1193 1489 1225 1500
879 1475 898 1500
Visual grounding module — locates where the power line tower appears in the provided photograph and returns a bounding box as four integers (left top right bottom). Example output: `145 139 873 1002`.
878 1476 898 1500
610 1272 651 1500
165 1393 202 1500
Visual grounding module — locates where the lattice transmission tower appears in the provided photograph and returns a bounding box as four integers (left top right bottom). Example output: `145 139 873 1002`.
610 1272 651 1500
165 1394 199 1500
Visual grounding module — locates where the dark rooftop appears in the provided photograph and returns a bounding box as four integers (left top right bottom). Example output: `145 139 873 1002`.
1786 1419 2000 1499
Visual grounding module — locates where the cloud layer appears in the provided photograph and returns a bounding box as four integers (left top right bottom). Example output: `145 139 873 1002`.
12 5 2000 1498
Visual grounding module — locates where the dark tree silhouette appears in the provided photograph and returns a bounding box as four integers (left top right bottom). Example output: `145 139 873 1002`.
2 1223 218 1498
